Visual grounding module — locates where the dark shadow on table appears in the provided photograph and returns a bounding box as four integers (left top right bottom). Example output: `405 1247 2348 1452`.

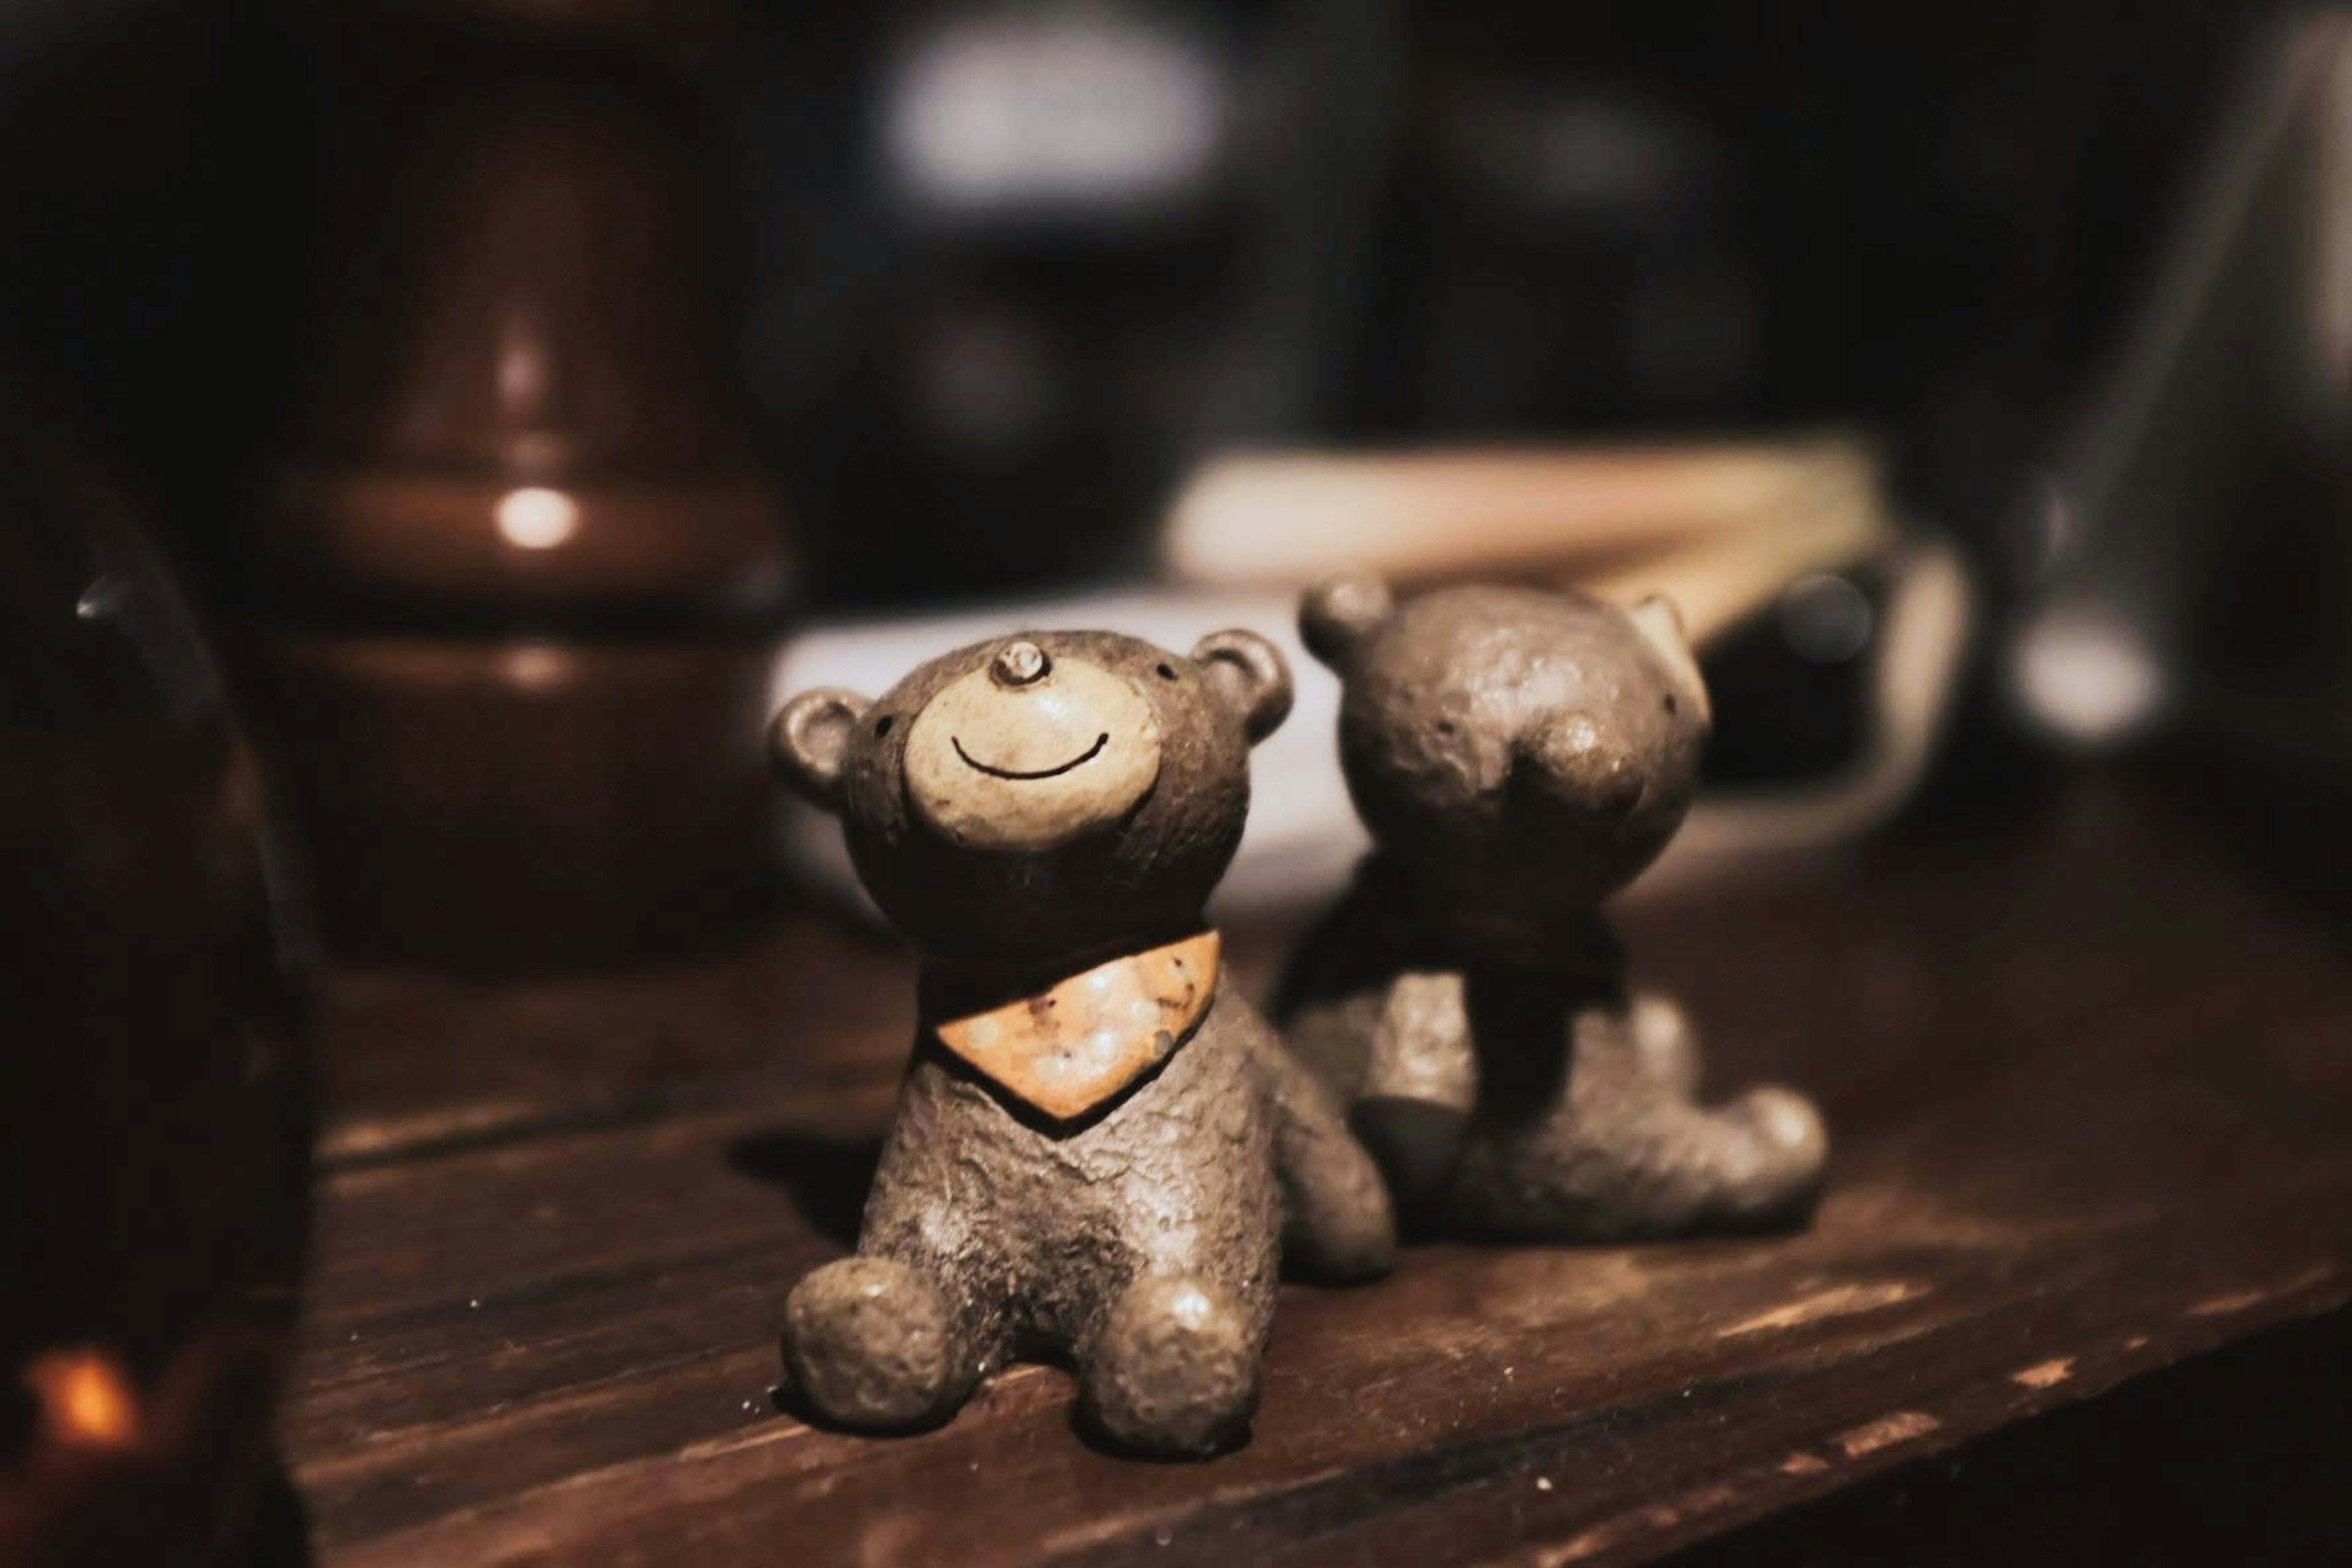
725 1130 881 1248
1674 1306 2352 1568
246 1458 313 1568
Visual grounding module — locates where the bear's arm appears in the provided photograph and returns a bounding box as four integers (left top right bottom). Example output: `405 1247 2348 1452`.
1351 970 1477 1210
1242 1003 1396 1282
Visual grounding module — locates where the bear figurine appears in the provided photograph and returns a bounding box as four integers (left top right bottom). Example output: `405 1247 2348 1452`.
771 628 1393 1457
1276 575 1828 1241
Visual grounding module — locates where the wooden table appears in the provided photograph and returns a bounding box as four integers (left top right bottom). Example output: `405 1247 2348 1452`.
280 774 2352 1566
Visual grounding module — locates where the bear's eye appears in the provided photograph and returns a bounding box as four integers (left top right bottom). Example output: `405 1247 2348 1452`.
873 715 895 737
1434 719 1457 737
1662 695 1678 716
1155 663 1179 681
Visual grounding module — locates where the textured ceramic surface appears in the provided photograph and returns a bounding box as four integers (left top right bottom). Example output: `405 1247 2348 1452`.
931 930 1220 1121
1280 575 1826 1240
771 629 1390 1457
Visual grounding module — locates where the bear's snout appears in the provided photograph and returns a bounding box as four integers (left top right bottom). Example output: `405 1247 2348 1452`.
902 645 1165 853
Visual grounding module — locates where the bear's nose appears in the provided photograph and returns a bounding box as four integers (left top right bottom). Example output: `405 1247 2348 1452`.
992 640 1051 688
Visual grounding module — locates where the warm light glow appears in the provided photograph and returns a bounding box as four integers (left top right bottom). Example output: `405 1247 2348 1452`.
503 643 570 693
24 1349 140 1447
2010 599 2166 747
496 487 580 551
883 12 1227 215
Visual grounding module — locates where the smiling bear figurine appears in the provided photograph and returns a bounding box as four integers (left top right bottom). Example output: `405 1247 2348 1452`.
1276 575 1828 1242
771 628 1393 1457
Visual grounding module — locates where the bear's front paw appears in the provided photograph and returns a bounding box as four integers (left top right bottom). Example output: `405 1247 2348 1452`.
1080 1275 1261 1458
1712 1086 1830 1227
782 1256 963 1430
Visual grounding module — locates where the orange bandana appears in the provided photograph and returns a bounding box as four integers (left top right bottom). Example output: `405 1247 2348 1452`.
932 932 1221 1120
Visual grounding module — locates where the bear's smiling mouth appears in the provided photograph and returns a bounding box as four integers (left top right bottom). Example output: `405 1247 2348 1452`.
951 733 1110 781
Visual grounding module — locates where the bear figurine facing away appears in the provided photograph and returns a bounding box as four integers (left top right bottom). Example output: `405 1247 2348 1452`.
1276 575 1828 1242
771 628 1393 1457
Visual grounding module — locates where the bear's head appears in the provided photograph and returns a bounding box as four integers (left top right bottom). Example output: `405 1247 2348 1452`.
1300 575 1711 937
772 628 1291 970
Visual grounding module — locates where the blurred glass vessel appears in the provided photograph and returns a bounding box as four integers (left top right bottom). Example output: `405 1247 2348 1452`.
0 394 311 1565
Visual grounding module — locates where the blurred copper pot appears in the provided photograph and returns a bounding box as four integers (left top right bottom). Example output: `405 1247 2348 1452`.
0 394 312 1566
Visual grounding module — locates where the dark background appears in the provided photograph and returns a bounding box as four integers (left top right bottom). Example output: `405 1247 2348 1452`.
0 0 2263 611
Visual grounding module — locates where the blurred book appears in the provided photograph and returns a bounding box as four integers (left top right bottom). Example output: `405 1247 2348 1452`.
1161 434 1891 647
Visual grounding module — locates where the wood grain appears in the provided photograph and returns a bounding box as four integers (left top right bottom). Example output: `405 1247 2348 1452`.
283 777 2352 1564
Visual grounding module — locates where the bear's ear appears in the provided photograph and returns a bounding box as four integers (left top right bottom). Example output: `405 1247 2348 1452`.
1297 573 1394 670
1190 629 1294 745
769 687 872 813
1629 594 1712 727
